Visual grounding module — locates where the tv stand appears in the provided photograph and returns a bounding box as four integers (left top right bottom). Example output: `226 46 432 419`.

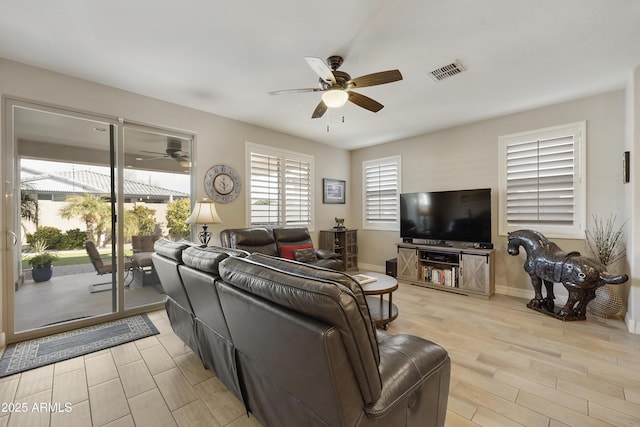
396 243 494 298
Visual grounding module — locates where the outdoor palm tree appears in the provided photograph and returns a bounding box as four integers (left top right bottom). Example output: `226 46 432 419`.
59 194 111 246
20 186 39 226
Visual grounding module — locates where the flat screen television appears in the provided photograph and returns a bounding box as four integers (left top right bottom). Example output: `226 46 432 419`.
400 189 491 244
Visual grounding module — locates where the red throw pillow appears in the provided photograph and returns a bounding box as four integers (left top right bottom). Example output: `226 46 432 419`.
279 243 314 260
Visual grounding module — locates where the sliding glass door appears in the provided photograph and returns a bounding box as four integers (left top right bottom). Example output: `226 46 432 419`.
122 125 192 310
2 99 192 342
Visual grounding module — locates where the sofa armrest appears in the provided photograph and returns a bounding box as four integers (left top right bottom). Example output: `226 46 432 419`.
365 334 450 422
315 248 340 260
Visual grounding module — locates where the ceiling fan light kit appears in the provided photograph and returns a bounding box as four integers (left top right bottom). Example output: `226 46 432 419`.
269 55 402 118
322 88 349 108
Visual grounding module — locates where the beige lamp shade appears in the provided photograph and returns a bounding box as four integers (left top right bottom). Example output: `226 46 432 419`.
186 198 222 245
186 198 222 225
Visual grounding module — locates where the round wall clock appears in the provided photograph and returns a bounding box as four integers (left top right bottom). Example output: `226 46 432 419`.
204 164 241 203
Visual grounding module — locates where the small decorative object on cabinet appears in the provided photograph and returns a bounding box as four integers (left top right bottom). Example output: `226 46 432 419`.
320 229 357 271
396 243 494 298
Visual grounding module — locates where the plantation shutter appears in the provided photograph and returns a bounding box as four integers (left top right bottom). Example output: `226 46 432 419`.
284 158 312 225
505 135 575 225
364 158 400 224
249 152 281 226
247 143 314 228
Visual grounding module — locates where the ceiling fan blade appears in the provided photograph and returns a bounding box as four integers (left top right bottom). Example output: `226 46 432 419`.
311 100 328 119
347 91 384 113
268 88 324 95
305 57 336 84
138 155 168 161
348 70 403 89
141 150 167 156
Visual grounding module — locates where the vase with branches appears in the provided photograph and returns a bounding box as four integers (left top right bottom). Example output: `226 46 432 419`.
585 214 627 268
585 214 627 318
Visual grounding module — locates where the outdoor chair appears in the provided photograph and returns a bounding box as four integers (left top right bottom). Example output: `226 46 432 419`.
85 240 133 292
131 235 160 286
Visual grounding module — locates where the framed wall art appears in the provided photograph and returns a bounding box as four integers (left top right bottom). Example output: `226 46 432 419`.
323 178 345 204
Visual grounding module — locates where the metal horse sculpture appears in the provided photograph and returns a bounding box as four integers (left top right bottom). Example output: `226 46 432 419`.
507 229 628 320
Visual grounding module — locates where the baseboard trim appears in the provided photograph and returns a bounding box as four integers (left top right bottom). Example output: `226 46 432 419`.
495 283 569 305
625 312 639 334
357 263 384 274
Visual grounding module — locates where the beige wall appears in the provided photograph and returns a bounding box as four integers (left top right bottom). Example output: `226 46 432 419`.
625 67 640 333
351 90 627 299
0 58 351 341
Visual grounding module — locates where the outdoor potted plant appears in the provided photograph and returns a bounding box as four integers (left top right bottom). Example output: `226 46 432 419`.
26 240 59 283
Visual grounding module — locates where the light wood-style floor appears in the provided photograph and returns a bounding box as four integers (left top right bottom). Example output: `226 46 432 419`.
1 283 639 426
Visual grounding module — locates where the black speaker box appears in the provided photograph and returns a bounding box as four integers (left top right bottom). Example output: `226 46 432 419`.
386 258 397 278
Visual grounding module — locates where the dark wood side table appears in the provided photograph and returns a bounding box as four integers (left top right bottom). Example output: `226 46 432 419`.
358 272 399 329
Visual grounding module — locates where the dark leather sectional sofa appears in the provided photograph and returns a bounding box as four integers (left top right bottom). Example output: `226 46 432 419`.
152 238 450 427
219 227 343 270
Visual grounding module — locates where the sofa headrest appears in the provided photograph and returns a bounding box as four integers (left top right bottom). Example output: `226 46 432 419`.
154 239 191 263
219 256 382 402
273 227 312 244
211 246 251 258
246 252 380 364
229 228 275 246
183 246 249 275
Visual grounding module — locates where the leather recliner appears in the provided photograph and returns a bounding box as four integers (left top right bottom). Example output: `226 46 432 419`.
151 239 199 353
218 256 451 427
153 241 451 427
219 227 342 270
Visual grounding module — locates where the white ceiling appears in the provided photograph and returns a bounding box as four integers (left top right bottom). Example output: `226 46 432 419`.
1 0 639 150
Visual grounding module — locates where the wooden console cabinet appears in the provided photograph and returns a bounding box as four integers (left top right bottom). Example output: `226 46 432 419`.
319 229 358 271
397 243 494 298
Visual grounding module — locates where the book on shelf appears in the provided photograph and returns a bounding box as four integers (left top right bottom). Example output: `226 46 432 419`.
421 265 459 288
351 274 377 285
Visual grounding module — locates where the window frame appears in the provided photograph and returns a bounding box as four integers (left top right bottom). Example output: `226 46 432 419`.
245 142 314 230
362 155 401 231
498 121 586 239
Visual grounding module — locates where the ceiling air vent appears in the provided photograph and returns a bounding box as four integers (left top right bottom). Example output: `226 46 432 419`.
429 60 465 81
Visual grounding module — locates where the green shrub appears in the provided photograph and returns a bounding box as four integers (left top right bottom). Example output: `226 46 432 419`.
129 205 157 235
60 228 88 249
26 226 64 249
166 198 191 240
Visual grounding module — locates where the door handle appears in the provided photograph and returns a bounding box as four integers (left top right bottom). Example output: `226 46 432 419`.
8 231 17 248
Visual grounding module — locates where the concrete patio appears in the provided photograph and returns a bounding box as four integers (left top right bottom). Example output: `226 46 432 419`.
14 264 165 332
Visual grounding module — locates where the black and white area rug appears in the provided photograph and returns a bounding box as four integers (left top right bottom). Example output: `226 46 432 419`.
0 314 159 377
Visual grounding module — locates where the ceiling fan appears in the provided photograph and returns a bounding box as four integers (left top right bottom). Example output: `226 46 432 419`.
269 56 403 118
139 139 191 167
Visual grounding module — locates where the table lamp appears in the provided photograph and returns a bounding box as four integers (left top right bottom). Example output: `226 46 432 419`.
186 198 222 245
